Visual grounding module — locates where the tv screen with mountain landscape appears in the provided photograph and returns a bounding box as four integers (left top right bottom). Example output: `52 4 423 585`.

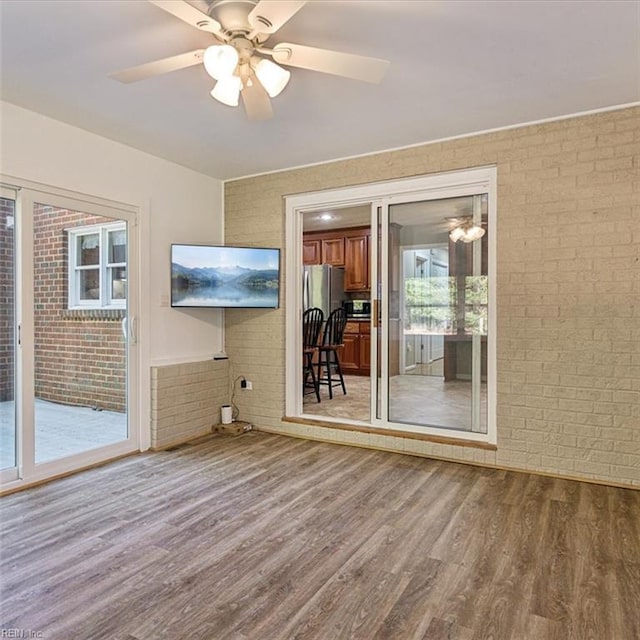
171 244 280 308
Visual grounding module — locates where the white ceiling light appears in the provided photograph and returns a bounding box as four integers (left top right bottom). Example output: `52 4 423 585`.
211 75 242 106
110 1 390 121
203 44 239 80
449 218 485 243
254 58 291 98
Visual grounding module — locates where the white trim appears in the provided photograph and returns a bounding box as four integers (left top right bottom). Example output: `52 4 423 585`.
0 187 19 485
226 103 639 183
285 166 497 446
1 175 137 216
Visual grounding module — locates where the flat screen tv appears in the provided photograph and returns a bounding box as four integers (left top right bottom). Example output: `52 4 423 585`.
171 244 280 308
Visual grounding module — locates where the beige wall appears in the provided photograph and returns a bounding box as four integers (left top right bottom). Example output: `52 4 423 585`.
224 106 640 488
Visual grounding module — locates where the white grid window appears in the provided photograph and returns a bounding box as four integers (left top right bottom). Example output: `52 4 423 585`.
68 223 126 309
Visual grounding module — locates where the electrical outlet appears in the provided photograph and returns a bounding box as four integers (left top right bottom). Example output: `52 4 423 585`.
245 381 253 390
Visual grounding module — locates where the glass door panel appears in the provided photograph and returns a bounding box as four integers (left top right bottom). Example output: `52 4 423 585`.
386 195 488 433
0 191 17 473
300 207 372 423
32 202 128 464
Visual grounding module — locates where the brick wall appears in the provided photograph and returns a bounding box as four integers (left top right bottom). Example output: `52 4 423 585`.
150 359 230 449
33 205 126 412
224 106 640 488
0 198 15 402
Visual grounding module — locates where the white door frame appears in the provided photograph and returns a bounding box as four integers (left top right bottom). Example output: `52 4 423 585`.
0 176 141 490
284 166 497 445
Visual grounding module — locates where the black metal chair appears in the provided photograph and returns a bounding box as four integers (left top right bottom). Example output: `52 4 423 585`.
317 307 347 399
303 307 324 402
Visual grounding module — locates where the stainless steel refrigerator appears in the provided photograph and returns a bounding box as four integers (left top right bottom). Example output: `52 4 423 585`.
303 265 345 316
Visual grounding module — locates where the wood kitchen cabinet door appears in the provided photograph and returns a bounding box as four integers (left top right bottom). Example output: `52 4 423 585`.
341 334 360 372
344 234 369 291
303 239 322 265
360 333 371 372
322 237 345 266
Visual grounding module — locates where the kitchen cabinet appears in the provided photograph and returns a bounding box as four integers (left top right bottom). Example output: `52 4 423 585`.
303 239 322 265
360 323 371 372
303 235 344 266
322 237 345 266
342 320 370 376
344 234 368 291
303 226 370 292
341 331 360 373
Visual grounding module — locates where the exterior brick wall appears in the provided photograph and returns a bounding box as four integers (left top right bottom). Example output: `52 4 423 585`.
0 198 15 402
33 205 126 412
224 106 640 488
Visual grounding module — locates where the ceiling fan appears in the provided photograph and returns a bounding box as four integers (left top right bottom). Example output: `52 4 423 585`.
447 217 487 243
109 0 390 120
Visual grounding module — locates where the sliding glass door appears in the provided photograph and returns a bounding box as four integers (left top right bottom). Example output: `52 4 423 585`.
287 166 495 444
377 194 489 434
1 183 138 488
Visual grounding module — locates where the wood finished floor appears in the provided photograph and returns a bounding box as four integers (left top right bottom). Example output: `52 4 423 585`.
1 432 639 640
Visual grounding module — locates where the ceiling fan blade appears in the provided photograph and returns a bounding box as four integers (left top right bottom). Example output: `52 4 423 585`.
248 1 307 34
241 80 274 121
148 0 223 35
109 49 205 83
272 43 389 83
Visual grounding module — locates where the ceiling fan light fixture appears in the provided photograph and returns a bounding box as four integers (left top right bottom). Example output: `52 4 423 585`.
203 44 239 80
210 75 242 106
449 227 465 243
464 225 485 242
449 223 485 243
254 58 291 98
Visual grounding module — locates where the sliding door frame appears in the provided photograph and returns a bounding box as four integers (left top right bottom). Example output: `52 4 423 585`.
1 176 141 490
0 186 19 485
285 166 497 445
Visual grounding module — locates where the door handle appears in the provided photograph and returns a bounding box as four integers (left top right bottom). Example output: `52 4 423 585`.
122 316 137 344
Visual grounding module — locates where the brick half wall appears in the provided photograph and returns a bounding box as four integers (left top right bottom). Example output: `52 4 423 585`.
150 359 230 449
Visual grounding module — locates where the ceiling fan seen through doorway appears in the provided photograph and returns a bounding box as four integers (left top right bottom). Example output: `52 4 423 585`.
110 0 390 120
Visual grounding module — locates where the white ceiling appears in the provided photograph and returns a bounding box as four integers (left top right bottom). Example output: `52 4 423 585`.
1 0 638 181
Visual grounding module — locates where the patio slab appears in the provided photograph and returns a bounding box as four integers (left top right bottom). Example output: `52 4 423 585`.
1 398 127 469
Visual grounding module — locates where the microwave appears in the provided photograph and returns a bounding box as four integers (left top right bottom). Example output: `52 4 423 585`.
343 300 371 317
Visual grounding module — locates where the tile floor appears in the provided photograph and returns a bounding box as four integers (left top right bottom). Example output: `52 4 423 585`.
0 399 127 470
303 370 487 433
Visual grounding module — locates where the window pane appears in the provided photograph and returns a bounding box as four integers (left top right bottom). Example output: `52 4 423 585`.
79 269 99 299
405 275 457 334
77 233 99 266
108 229 126 264
110 267 126 300
464 275 488 334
